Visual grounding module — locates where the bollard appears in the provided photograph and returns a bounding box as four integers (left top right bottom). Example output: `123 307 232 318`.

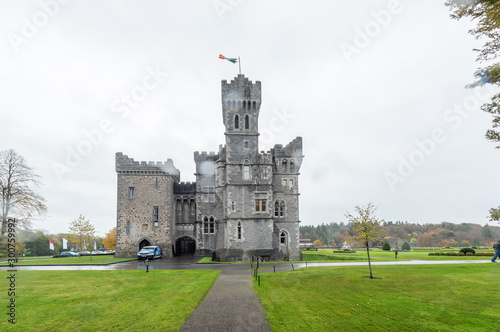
306 260 307 267
273 264 275 273
258 275 260 286
292 263 294 271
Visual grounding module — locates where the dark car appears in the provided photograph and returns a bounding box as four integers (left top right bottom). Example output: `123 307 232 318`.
137 246 162 260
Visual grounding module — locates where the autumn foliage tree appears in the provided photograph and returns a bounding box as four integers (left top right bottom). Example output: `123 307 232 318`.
102 227 116 250
347 202 385 279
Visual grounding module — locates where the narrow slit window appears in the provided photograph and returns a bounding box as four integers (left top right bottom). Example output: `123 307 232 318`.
245 115 250 129
153 206 159 226
128 187 135 199
235 115 239 129
237 222 242 240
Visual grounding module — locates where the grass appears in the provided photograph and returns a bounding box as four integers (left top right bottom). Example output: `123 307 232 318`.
0 270 219 331
254 264 499 331
301 248 494 263
0 255 135 266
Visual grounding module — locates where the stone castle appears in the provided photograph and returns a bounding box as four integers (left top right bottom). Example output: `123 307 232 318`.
115 74 303 262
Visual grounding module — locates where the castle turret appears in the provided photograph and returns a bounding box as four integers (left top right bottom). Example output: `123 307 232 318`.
221 74 261 163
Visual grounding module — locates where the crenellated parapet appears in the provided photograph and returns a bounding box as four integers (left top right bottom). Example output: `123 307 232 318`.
271 137 304 173
221 74 261 112
116 152 180 180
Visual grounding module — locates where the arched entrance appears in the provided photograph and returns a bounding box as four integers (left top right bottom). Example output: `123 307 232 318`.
139 239 151 250
175 236 196 256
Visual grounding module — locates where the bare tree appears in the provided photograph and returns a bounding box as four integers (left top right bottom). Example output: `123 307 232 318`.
0 149 47 234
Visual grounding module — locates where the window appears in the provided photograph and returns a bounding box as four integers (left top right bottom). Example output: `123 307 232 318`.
126 220 131 235
204 216 209 233
235 115 239 129
209 216 215 233
282 179 287 186
255 193 267 212
282 159 287 172
237 222 242 240
280 231 287 244
274 199 285 218
245 115 250 129
155 177 159 189
244 141 249 148
231 201 235 212
289 179 294 187
203 187 215 202
128 187 135 199
153 206 159 226
263 169 269 179
204 216 215 234
243 165 250 180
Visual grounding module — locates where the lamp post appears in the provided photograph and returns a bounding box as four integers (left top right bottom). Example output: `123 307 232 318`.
144 258 150 273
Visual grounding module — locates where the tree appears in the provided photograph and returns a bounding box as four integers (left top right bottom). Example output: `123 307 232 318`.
102 227 116 250
346 202 385 279
382 242 391 251
488 206 500 223
312 239 324 247
446 0 500 145
69 215 96 259
0 149 47 234
401 241 411 251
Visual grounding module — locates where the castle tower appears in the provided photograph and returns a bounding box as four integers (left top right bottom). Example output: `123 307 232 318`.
221 74 261 162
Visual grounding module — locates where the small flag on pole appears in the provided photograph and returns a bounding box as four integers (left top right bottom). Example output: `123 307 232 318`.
94 241 97 250
49 238 54 250
84 240 86 250
219 54 237 64
63 238 68 250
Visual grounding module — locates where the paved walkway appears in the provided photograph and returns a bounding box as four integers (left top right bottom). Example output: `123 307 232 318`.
180 272 271 332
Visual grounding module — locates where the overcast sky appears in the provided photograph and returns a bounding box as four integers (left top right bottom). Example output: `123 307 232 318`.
1 0 499 236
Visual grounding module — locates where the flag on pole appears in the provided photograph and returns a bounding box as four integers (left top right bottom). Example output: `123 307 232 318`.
63 238 68 250
219 54 237 64
84 240 86 250
94 241 97 250
49 238 54 250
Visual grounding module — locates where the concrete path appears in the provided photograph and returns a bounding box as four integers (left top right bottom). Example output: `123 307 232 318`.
180 272 271 332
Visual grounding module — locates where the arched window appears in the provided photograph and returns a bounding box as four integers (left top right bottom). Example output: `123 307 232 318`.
243 100 246 110
252 101 256 110
231 201 235 211
280 231 287 244
274 199 285 218
245 115 250 129
282 159 287 172
237 222 242 240
235 115 239 129
203 216 209 234
209 216 215 233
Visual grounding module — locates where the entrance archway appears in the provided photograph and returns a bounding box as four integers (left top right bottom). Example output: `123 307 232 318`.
139 239 151 250
175 236 196 256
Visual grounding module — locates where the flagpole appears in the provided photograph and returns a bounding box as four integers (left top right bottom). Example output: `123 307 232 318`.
238 57 241 74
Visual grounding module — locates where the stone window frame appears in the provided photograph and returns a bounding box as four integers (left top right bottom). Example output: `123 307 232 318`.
154 177 159 189
203 216 216 234
280 230 288 245
126 220 131 235
254 192 267 213
262 168 269 179
231 201 236 212
237 222 242 240
274 198 286 218
128 187 135 199
244 114 250 130
242 158 251 181
202 186 215 203
234 114 240 130
152 206 159 227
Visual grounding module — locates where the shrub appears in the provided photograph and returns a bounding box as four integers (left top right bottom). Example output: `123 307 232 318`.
458 252 465 256
382 242 391 251
401 242 411 251
466 252 474 256
459 248 476 255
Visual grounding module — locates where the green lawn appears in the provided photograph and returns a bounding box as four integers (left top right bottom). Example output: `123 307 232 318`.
0 255 136 266
1 270 219 331
255 264 499 331
301 248 494 263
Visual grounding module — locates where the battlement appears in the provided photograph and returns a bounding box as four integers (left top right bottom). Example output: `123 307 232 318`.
174 182 196 195
221 74 262 111
271 137 304 172
194 151 219 162
116 152 180 180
